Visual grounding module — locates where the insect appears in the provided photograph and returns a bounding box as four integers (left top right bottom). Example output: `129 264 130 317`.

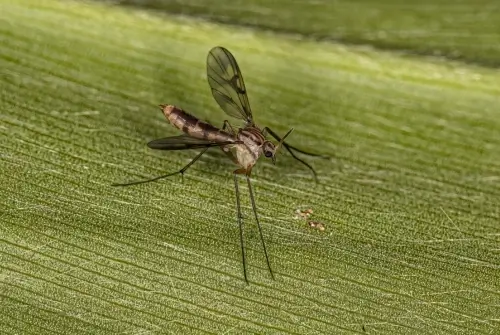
113 46 327 283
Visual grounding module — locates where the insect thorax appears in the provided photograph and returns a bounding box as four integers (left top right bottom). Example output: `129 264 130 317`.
225 127 265 168
239 127 265 146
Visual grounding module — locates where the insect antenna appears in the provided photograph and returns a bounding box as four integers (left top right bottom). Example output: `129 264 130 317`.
274 128 294 156
264 127 327 183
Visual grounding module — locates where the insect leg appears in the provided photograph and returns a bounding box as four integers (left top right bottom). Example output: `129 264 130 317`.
262 127 320 182
112 148 209 187
264 127 329 158
245 174 275 280
222 120 236 134
233 173 248 284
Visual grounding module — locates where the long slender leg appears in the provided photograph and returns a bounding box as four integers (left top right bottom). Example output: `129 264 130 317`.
246 175 275 280
204 119 235 134
112 148 209 187
267 129 319 182
264 127 339 182
222 120 236 134
113 120 234 187
233 173 248 284
264 127 329 158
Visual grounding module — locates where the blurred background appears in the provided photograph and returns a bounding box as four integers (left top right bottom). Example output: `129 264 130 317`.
115 0 500 66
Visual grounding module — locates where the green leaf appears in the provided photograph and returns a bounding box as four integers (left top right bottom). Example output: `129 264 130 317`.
1 0 499 334
118 0 500 67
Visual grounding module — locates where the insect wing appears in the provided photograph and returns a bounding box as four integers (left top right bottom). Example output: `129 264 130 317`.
148 135 236 151
207 46 253 124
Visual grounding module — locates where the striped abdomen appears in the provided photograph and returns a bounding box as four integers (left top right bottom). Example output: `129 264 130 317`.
160 104 236 143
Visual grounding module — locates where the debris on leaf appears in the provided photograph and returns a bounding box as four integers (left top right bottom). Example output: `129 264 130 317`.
294 208 326 231
307 220 325 231
294 208 313 219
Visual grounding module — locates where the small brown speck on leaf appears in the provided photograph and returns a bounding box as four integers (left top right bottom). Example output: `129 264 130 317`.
307 220 325 231
294 208 326 231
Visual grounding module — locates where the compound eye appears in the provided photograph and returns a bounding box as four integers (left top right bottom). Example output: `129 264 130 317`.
264 151 273 158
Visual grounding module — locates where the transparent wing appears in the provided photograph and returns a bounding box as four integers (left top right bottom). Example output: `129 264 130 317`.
207 46 253 124
147 135 236 151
